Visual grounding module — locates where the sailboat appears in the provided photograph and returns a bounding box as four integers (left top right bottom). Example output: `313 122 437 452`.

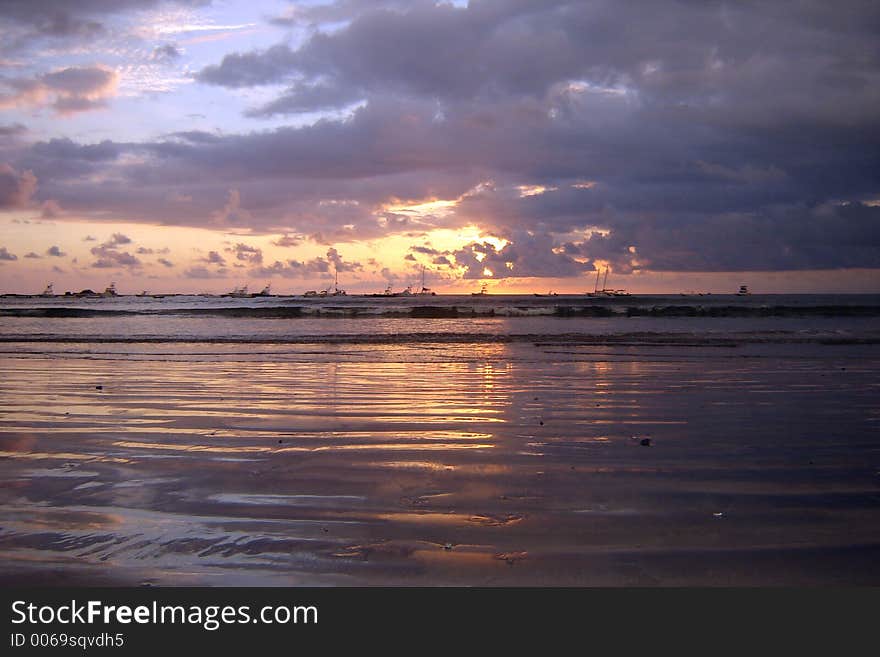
319 268 346 296
586 268 629 297
414 266 436 296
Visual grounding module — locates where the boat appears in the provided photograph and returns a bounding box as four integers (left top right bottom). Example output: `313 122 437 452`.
414 266 436 296
227 284 250 298
40 283 54 297
254 283 272 297
365 284 395 297
303 290 319 297
586 268 629 297
102 282 118 297
318 269 346 297
586 269 612 297
736 285 750 296
471 283 489 296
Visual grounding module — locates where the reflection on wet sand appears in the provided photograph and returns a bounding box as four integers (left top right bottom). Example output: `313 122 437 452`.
1 341 879 585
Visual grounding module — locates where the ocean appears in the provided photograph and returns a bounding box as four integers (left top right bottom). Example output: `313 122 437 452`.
1 293 879 585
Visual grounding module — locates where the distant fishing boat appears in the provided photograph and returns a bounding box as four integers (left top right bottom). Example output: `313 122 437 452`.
472 283 489 296
254 283 272 297
736 285 750 296
102 282 118 297
227 284 250 298
40 283 54 297
366 284 395 297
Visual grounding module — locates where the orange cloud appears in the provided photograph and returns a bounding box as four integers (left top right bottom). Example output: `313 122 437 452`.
0 65 118 116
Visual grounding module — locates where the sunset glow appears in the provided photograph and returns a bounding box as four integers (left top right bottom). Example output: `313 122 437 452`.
1 1 878 294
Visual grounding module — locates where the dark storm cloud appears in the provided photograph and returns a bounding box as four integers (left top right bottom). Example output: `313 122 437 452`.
46 245 66 257
7 1 880 275
0 247 18 261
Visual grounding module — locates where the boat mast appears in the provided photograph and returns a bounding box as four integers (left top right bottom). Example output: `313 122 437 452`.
594 268 600 293
602 267 609 292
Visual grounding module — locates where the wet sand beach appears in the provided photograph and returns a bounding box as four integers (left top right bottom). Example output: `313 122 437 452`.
1 327 879 586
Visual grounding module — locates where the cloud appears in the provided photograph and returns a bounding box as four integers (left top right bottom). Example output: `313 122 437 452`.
225 242 262 264
196 44 299 88
46 245 66 257
201 250 226 266
151 44 182 62
157 257 174 267
0 123 27 138
272 233 303 248
0 1 211 53
108 233 131 245
325 247 361 272
0 247 18 261
40 199 62 218
4 1 880 278
0 65 119 115
453 231 592 279
24 251 41 259
184 265 227 279
89 232 140 269
213 188 251 225
251 257 330 279
0 164 37 208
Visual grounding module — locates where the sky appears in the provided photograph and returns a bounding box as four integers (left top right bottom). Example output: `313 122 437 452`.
0 0 879 295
